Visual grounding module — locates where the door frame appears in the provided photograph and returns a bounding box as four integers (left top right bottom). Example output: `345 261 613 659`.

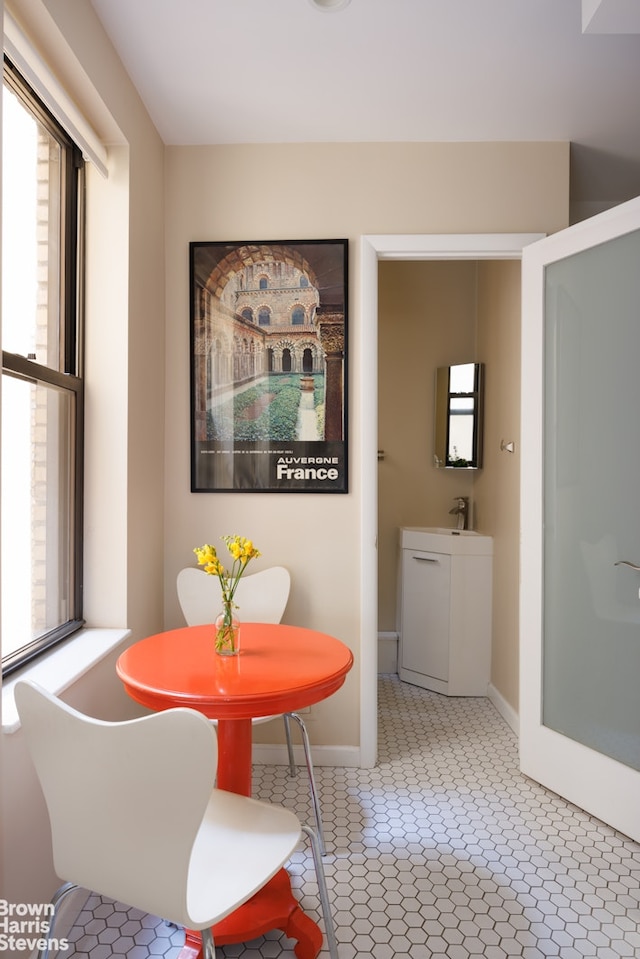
520 196 640 841
359 232 544 768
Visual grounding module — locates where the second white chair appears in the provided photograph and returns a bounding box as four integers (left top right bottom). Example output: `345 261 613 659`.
176 565 327 854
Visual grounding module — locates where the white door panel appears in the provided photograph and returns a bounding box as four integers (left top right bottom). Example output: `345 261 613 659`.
520 196 640 841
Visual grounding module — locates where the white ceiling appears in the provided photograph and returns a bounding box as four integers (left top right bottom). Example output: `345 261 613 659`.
88 0 640 209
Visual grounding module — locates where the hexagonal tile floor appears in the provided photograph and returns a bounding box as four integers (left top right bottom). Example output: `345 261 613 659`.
64 897 184 958
62 675 640 958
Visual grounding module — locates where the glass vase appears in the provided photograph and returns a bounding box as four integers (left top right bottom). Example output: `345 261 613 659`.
215 604 240 656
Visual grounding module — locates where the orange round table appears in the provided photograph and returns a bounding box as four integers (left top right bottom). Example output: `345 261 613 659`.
116 622 353 959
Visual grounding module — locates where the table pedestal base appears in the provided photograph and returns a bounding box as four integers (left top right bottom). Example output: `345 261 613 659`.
178 868 323 959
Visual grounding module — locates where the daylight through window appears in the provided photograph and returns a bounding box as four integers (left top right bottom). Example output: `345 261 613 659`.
1 58 85 675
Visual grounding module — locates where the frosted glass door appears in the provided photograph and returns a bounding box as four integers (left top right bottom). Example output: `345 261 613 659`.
520 197 640 842
544 228 640 769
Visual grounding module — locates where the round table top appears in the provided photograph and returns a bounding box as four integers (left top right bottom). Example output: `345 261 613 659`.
116 622 354 720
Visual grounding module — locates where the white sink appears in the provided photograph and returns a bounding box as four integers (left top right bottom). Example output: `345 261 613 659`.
412 527 481 536
401 526 493 555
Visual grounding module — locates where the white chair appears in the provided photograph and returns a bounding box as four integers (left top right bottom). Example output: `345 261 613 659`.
177 565 327 854
15 680 338 959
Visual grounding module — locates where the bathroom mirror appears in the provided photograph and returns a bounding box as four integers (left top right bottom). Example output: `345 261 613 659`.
434 362 484 469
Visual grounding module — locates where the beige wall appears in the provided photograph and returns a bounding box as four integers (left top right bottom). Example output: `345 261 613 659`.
164 143 569 748
377 260 478 632
475 260 523 709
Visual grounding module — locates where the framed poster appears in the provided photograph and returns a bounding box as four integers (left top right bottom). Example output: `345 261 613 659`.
190 239 348 492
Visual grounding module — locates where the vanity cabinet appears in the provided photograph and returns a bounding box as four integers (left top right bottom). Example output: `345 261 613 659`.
398 527 493 696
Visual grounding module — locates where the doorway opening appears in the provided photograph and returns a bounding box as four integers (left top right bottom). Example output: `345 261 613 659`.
359 233 543 769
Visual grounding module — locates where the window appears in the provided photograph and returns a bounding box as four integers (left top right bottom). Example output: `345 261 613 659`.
2 59 85 675
291 307 305 326
258 308 271 326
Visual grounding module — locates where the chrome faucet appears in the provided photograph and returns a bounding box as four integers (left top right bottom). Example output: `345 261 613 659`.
449 497 469 530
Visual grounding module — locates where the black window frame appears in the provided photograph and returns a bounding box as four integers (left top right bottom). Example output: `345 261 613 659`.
2 57 85 676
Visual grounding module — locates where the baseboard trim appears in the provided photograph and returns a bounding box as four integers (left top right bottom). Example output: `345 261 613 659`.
253 743 361 768
378 630 398 674
487 683 519 736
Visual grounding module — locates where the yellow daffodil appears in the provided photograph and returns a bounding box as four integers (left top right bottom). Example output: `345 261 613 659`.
193 535 261 652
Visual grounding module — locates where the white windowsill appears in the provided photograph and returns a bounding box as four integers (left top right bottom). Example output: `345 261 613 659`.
2 627 131 734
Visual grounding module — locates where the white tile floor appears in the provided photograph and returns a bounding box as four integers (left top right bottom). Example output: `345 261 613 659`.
62 675 640 959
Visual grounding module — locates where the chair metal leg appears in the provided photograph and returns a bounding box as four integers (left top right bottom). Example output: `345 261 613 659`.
288 711 327 856
36 882 79 959
302 825 338 959
282 713 297 777
200 927 216 959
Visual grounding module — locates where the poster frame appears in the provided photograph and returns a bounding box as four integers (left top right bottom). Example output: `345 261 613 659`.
189 238 349 493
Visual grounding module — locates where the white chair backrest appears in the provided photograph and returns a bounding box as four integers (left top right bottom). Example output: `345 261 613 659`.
15 680 218 928
177 565 290 626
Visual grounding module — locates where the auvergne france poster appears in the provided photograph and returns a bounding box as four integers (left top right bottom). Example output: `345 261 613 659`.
189 239 348 493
